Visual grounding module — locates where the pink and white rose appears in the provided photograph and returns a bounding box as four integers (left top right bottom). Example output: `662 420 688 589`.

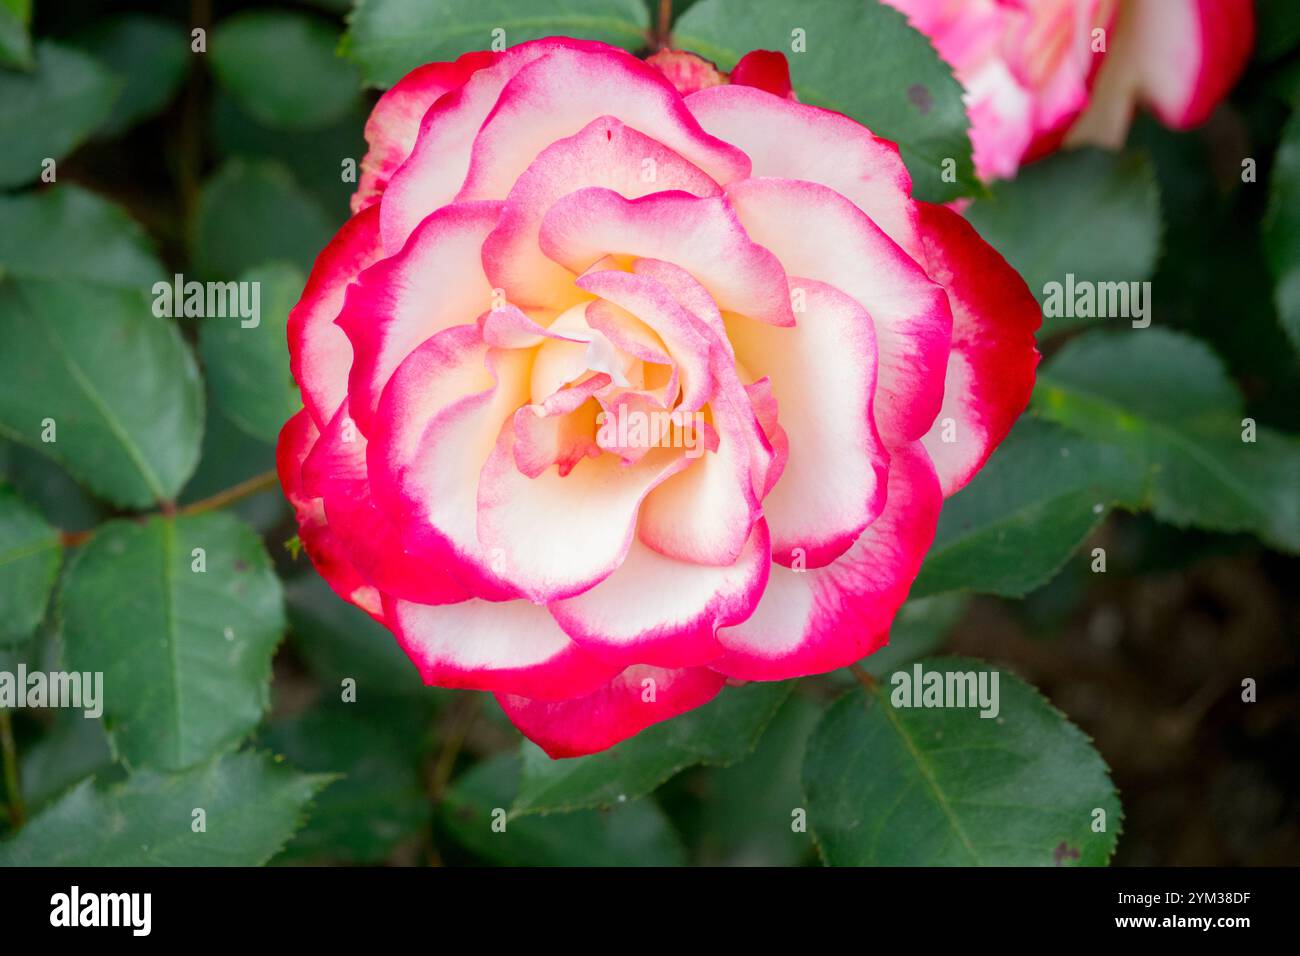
278 38 1040 757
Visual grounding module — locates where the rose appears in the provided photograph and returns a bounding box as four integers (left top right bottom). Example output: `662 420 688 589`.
882 0 1255 180
1067 0 1254 147
278 38 1040 757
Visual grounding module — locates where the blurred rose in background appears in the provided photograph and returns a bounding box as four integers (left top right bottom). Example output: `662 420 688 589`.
883 0 1255 179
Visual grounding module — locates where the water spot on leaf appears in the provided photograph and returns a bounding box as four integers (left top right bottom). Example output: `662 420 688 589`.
907 84 933 114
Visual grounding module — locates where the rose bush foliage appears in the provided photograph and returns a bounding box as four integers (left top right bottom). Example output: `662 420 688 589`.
277 38 1040 757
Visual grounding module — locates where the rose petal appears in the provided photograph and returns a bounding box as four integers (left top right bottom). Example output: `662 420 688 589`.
476 434 693 602
1069 0 1253 147
277 409 382 619
630 256 729 342
288 205 383 427
686 84 919 256
352 50 497 214
1129 0 1252 130
380 37 610 251
714 442 942 681
539 187 796 327
369 324 532 602
496 664 728 757
576 269 770 566
483 115 722 312
635 394 765 566
386 595 620 700
477 302 581 349
742 376 789 499
725 176 952 444
728 49 795 100
337 200 501 434
915 202 1040 497
724 278 889 568
302 401 470 605
548 519 770 668
578 268 714 410
512 373 609 478
456 44 749 203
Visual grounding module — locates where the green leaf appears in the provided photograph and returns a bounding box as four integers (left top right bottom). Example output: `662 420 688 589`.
264 702 429 864
19 710 114 811
688 693 820 866
212 11 360 131
0 0 32 69
1034 328 1300 552
1124 118 1293 420
192 159 335 279
198 263 305 443
965 149 1161 334
912 419 1145 599
210 89 367 218
1264 110 1300 353
0 615 56 682
0 185 164 287
512 680 791 815
0 483 61 645
285 573 430 699
0 439 104 537
802 657 1121 866
441 752 685 866
0 278 204 509
674 0 977 202
0 41 120 189
71 14 189 138
59 513 286 771
0 751 332 866
345 0 651 88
